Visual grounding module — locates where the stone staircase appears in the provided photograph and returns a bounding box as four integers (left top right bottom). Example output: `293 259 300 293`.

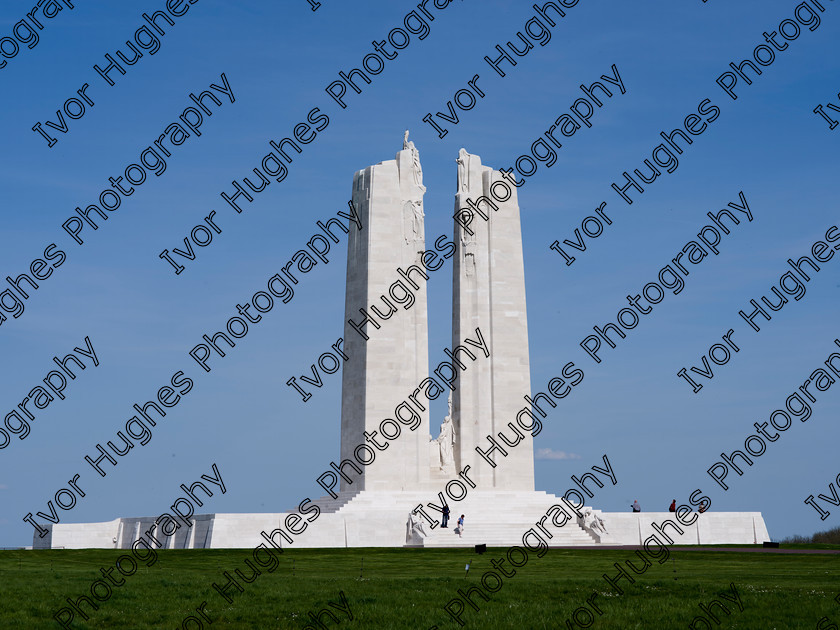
309 489 363 513
419 518 596 548
417 492 598 548
308 489 602 548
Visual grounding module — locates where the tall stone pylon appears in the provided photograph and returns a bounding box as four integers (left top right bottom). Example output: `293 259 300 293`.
339 133 431 493
452 150 535 491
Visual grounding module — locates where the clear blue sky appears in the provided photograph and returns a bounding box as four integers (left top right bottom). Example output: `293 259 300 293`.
0 0 838 547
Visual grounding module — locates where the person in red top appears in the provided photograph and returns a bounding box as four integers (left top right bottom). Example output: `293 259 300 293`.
669 499 676 512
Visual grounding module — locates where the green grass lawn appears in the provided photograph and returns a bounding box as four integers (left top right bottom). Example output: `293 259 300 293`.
1 546 838 629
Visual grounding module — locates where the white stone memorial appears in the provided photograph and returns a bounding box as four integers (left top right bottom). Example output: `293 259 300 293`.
35 136 770 550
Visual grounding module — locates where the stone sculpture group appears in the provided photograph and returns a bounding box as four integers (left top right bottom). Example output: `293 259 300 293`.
431 394 456 473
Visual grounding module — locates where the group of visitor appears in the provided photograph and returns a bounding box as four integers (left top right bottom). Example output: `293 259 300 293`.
630 499 709 513
440 505 465 537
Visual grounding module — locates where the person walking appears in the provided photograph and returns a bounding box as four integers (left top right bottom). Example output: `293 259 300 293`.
442 504 450 528
457 514 465 538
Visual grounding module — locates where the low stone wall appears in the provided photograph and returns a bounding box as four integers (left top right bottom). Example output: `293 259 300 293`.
600 512 770 546
35 509 770 549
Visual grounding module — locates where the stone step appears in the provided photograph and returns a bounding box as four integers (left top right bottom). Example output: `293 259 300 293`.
420 531 595 541
416 519 599 548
